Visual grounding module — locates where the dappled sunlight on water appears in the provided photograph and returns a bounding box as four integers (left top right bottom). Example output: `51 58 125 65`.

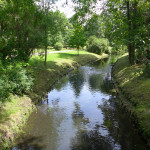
13 56 147 150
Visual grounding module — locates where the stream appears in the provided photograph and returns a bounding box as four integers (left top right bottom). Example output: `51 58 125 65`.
13 56 147 150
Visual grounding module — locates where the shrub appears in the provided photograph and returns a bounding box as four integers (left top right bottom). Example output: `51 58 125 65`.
0 61 33 102
143 63 150 77
87 36 109 55
54 42 63 51
105 46 112 54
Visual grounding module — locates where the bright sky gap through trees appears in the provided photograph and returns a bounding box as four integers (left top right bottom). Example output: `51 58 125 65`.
37 0 107 18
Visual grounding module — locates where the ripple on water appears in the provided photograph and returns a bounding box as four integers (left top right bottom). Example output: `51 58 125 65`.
13 57 148 150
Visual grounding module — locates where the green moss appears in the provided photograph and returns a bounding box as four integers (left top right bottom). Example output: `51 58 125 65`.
113 54 150 140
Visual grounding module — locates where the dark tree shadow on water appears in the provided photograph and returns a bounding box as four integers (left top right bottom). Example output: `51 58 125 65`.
69 69 85 97
13 136 46 150
70 130 112 150
72 102 90 129
98 97 148 150
71 102 112 150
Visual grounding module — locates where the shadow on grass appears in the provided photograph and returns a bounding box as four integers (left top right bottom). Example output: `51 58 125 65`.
0 110 12 124
29 53 85 67
29 53 76 67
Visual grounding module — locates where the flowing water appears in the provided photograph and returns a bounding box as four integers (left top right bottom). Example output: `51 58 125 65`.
13 57 148 150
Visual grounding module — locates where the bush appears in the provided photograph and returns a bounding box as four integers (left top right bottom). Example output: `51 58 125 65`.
143 63 150 77
105 46 112 54
54 42 63 51
87 36 109 55
0 61 33 102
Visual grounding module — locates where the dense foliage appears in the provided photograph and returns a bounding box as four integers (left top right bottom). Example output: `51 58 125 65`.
87 36 110 55
0 61 33 101
54 42 63 51
0 0 45 62
69 23 86 54
84 14 105 38
1 0 150 101
0 0 73 101
103 0 150 64
73 0 150 65
48 10 73 46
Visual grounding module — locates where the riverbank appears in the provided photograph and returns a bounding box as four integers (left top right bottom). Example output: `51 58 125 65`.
0 96 35 149
0 51 108 149
29 51 108 103
112 54 150 146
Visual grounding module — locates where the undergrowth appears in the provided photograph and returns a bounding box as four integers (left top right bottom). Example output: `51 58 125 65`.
0 61 33 102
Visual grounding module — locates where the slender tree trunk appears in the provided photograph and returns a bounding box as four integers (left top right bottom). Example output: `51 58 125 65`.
44 29 47 66
127 0 137 65
77 46 79 56
127 1 132 64
44 45 47 66
130 43 135 65
131 0 137 65
0 22 4 35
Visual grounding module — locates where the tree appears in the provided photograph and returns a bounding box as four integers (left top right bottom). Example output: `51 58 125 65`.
39 0 52 66
73 0 150 65
48 10 73 46
104 0 150 64
0 0 47 62
69 24 86 55
84 14 105 38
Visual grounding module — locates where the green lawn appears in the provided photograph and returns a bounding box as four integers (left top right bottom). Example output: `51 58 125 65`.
30 50 86 65
33 47 78 54
29 50 103 67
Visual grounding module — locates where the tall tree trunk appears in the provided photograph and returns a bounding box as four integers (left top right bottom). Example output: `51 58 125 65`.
44 29 47 66
131 0 137 65
77 46 79 56
44 45 47 66
127 1 132 64
127 0 137 65
0 22 4 35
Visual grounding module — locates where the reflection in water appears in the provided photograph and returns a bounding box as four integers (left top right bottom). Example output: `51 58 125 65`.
55 77 68 91
13 136 46 150
69 69 85 97
89 74 103 92
98 95 147 150
72 102 90 130
70 130 112 150
14 99 66 150
13 56 148 150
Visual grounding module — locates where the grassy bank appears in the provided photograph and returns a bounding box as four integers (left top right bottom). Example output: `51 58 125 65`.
0 51 108 149
112 54 150 144
0 96 35 149
29 51 108 103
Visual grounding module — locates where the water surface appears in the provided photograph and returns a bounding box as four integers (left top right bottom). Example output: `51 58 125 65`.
13 57 147 150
